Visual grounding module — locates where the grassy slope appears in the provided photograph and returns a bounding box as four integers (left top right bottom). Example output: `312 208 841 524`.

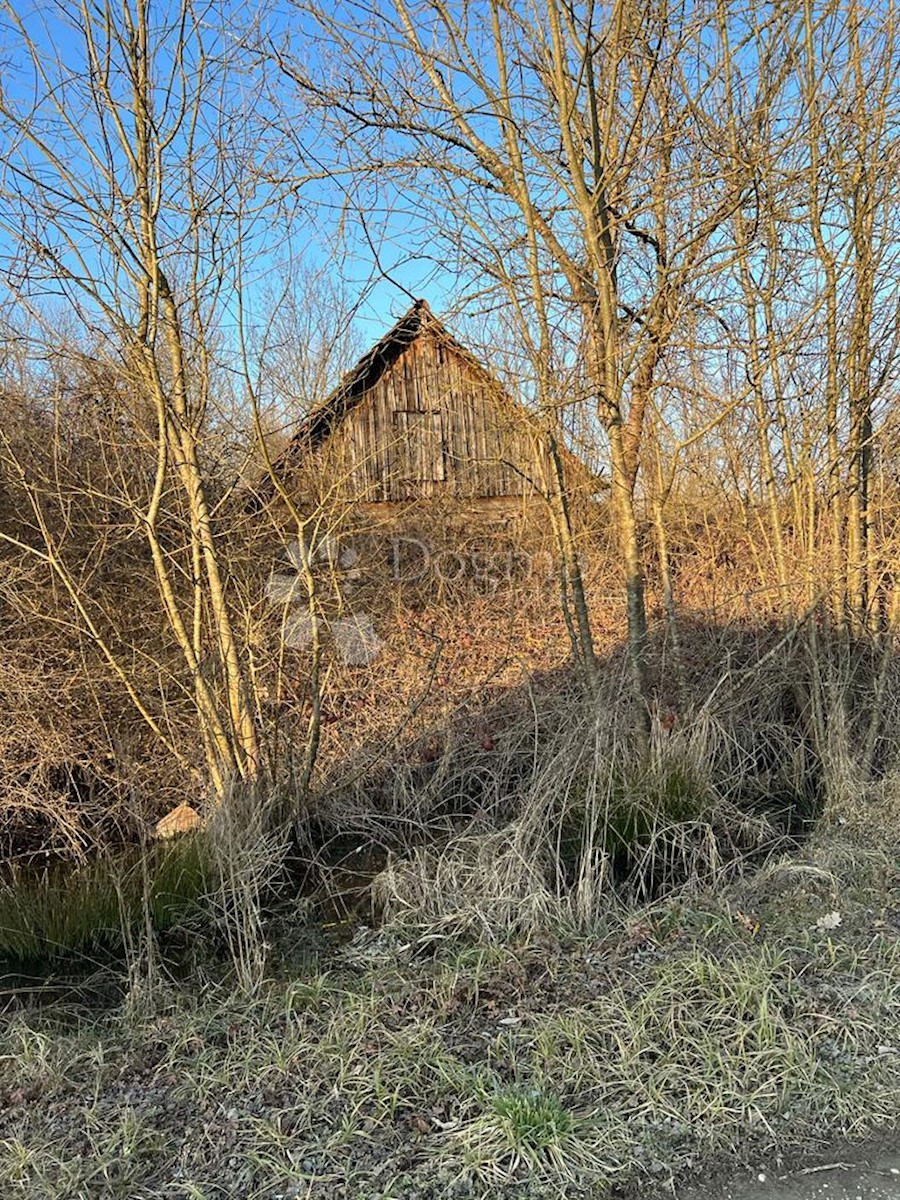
1 828 900 1200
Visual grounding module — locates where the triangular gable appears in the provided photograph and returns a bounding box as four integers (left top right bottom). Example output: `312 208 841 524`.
289 299 434 454
250 299 598 509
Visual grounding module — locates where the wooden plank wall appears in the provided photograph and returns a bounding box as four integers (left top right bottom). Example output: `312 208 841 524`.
323 330 549 502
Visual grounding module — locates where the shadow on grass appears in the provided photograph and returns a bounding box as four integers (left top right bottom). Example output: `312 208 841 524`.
307 614 900 910
4 613 898 978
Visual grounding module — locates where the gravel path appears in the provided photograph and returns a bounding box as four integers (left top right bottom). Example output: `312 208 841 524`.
678 1154 900 1200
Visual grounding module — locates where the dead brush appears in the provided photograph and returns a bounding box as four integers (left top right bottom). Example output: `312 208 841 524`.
372 651 834 943
309 679 558 843
0 645 203 866
375 827 560 945
199 778 291 994
0 653 103 863
370 746 677 943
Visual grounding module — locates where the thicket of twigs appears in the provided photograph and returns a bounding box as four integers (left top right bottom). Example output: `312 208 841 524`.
1 0 900 961
3 372 898 891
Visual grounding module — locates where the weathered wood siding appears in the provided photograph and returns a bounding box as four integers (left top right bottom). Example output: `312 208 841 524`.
320 331 548 502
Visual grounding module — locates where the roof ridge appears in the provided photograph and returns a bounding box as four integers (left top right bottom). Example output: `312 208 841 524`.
244 299 598 512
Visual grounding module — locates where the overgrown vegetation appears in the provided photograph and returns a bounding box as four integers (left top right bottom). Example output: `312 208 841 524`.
0 836 209 966
1 629 898 1193
2 0 900 1194
2 820 900 1198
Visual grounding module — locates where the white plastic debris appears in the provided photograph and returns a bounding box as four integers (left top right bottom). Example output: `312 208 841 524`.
815 911 842 930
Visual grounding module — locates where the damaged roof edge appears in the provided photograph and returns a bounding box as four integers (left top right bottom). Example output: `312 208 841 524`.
288 298 436 456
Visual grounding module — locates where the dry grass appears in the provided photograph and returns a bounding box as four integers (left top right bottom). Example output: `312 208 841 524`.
1 822 900 1199
4 507 900 1196
360 627 868 946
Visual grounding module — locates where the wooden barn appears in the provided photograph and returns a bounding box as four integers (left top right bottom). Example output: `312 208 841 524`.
256 300 589 515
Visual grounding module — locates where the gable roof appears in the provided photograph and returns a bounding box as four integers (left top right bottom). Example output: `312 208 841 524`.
249 299 599 509
281 298 493 460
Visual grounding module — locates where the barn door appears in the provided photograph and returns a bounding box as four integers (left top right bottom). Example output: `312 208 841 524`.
393 410 446 490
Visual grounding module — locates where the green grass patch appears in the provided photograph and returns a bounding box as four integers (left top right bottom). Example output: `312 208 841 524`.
491 1086 575 1152
0 835 210 966
557 753 715 881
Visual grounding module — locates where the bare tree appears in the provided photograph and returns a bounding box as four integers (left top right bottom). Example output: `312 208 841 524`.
0 0 282 793
269 0 800 734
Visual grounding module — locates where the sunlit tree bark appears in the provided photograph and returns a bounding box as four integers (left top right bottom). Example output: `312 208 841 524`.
274 0 772 736
0 0 270 792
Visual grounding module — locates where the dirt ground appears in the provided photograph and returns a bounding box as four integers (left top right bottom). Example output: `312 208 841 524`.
678 1148 900 1200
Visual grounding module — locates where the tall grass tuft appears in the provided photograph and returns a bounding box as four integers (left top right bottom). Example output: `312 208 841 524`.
0 834 210 967
200 777 291 995
372 635 884 943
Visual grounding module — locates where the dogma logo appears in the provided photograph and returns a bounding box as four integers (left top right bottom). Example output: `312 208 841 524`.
265 537 384 667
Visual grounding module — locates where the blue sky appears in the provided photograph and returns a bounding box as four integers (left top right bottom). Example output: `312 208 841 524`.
0 0 454 378
2 0 897 449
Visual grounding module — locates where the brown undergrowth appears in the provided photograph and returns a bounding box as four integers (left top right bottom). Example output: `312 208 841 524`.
3 527 900 1195
1 817 900 1199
